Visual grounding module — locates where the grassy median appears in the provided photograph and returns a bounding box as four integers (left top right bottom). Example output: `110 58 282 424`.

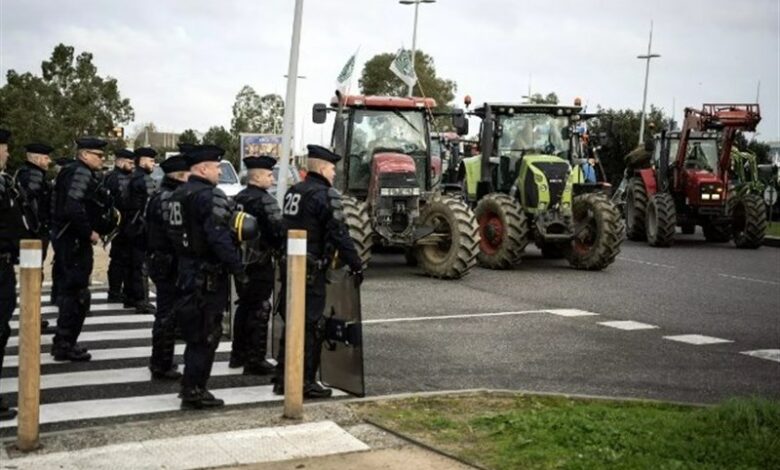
768 222 780 237
353 394 780 469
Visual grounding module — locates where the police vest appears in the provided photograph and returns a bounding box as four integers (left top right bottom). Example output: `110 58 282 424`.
283 182 329 257
167 184 211 258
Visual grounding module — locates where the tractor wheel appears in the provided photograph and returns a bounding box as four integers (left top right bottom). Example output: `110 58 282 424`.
416 195 479 279
343 196 373 268
625 177 649 241
703 222 730 243
474 193 529 269
566 193 622 270
730 194 767 249
645 192 676 247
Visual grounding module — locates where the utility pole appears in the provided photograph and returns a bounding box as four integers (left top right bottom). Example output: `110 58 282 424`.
637 20 661 144
277 0 304 206
399 0 436 97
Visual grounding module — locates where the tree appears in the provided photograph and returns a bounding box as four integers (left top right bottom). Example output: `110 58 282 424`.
359 50 456 130
586 105 670 185
178 129 200 145
528 92 559 104
230 86 285 136
734 132 772 164
0 43 134 168
202 125 238 166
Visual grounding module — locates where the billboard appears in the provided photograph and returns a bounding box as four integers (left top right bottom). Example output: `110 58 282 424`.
239 133 282 174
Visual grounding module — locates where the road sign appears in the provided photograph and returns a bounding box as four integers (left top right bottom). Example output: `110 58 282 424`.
764 186 777 206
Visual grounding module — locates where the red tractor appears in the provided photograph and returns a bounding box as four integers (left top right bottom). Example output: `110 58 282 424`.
625 103 766 247
312 93 479 279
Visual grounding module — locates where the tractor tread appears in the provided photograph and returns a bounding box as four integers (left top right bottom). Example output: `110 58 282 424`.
417 195 480 279
730 193 767 249
567 193 623 270
474 193 529 269
646 192 676 247
343 196 374 268
625 177 648 241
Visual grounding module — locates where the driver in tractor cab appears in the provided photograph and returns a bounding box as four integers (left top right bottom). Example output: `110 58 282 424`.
686 142 712 171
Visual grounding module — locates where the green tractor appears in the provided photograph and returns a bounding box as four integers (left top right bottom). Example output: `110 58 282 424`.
460 102 622 270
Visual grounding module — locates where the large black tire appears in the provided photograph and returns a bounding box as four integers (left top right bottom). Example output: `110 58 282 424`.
474 193 529 269
342 196 373 268
646 192 676 247
730 194 767 249
566 194 622 270
625 177 648 241
416 196 479 279
703 222 730 243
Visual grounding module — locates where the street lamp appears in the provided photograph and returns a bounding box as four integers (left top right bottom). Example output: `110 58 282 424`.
399 0 436 97
637 20 661 144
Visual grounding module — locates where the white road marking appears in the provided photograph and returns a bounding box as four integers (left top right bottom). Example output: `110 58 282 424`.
0 385 344 429
10 314 154 330
663 334 733 345
363 310 545 324
1 361 241 394
13 302 130 316
598 320 659 331
3 342 232 369
3 421 367 469
617 257 676 269
18 291 156 302
546 309 600 317
7 328 150 347
718 273 780 286
740 349 780 363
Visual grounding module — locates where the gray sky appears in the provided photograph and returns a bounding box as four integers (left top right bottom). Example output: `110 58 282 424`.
2 0 778 151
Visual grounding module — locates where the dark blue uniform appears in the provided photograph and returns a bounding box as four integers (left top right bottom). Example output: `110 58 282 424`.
50 156 117 361
124 167 156 312
146 176 184 378
104 166 133 302
0 169 24 417
231 184 285 373
278 171 362 395
168 175 243 405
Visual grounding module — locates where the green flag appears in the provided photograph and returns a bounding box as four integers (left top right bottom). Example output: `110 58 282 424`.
389 48 417 88
337 52 357 90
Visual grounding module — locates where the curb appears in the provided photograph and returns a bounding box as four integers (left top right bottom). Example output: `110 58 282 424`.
764 236 780 247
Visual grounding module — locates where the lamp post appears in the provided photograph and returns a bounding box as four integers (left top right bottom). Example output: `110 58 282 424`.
637 20 661 144
277 0 304 206
399 0 436 97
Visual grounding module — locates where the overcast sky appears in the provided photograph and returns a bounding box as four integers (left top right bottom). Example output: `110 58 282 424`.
1 0 778 151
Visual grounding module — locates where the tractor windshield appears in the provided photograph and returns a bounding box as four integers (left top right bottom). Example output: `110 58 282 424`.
497 114 570 157
684 139 719 172
347 108 429 190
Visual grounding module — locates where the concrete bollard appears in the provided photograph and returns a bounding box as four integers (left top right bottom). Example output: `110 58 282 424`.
283 230 306 419
16 239 42 451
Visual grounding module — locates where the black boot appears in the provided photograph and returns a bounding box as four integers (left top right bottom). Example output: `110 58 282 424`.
180 387 224 409
107 291 124 303
303 381 332 399
228 354 245 369
134 301 157 315
151 365 182 381
52 344 91 362
0 397 17 421
303 327 331 399
272 376 284 395
243 359 276 376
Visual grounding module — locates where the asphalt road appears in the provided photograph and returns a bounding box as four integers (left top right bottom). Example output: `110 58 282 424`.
359 230 780 404
1 230 778 435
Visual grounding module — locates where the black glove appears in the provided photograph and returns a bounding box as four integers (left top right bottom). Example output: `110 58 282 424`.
349 267 364 287
233 271 250 288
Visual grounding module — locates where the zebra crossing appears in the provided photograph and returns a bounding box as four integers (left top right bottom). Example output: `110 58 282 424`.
1 287 284 433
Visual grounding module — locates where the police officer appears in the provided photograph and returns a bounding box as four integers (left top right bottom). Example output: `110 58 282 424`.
15 142 55 331
168 145 254 409
124 147 157 314
230 155 285 375
50 137 111 362
104 148 135 303
275 145 364 399
0 128 20 420
146 154 189 380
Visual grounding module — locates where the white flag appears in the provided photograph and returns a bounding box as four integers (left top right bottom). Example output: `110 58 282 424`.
389 48 417 88
336 51 357 90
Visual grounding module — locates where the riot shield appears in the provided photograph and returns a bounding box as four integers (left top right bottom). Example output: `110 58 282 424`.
270 264 284 358
320 267 365 397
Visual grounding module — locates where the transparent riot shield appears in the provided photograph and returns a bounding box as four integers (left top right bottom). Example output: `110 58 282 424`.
320 267 365 397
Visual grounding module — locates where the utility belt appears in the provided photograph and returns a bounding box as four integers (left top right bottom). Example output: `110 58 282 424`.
196 262 225 293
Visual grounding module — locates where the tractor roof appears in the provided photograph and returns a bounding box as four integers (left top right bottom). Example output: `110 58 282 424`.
331 94 437 110
473 103 582 117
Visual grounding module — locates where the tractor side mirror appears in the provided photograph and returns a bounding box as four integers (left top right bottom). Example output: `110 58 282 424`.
312 103 328 124
452 109 469 135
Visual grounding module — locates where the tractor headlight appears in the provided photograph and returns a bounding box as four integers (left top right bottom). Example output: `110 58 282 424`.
701 194 711 200
711 193 721 200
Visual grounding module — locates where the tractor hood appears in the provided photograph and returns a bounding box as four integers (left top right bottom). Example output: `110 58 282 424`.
369 152 421 203
373 152 417 174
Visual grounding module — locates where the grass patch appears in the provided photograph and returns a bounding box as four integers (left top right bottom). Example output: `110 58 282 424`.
767 222 780 237
352 394 780 469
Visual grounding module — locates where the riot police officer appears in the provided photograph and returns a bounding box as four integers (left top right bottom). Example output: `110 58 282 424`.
124 147 157 314
167 145 256 409
0 128 20 420
146 154 190 380
104 148 135 303
50 137 115 362
15 142 54 331
275 145 364 399
230 155 285 375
